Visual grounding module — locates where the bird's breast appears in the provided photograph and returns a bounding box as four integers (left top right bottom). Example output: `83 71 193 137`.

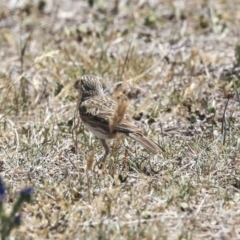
82 121 115 139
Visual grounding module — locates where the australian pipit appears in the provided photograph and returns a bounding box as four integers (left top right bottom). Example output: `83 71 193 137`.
75 74 164 164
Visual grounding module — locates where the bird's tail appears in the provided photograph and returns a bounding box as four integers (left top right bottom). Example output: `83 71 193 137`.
128 132 164 154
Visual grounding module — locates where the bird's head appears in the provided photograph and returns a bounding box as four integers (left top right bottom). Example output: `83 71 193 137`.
74 75 104 100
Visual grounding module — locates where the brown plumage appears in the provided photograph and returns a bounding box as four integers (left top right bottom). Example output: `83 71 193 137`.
75 74 164 164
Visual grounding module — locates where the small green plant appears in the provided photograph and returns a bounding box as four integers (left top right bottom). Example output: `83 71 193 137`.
0 176 33 240
235 41 240 66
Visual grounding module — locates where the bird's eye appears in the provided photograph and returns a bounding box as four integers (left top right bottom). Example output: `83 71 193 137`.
81 82 91 91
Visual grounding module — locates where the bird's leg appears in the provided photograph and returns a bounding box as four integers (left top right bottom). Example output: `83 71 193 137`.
100 139 109 161
97 139 109 168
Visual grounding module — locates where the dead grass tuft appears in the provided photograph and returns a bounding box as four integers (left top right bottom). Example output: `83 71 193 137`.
109 93 129 134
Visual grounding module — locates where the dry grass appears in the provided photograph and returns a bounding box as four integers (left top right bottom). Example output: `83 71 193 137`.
1 0 240 239
109 93 129 133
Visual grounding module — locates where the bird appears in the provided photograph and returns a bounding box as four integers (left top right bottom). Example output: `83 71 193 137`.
75 74 164 165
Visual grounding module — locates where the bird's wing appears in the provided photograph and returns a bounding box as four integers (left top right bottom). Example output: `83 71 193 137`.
80 97 116 127
79 96 141 134
114 116 141 134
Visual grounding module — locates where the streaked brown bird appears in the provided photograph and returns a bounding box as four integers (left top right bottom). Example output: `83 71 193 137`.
75 74 164 164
